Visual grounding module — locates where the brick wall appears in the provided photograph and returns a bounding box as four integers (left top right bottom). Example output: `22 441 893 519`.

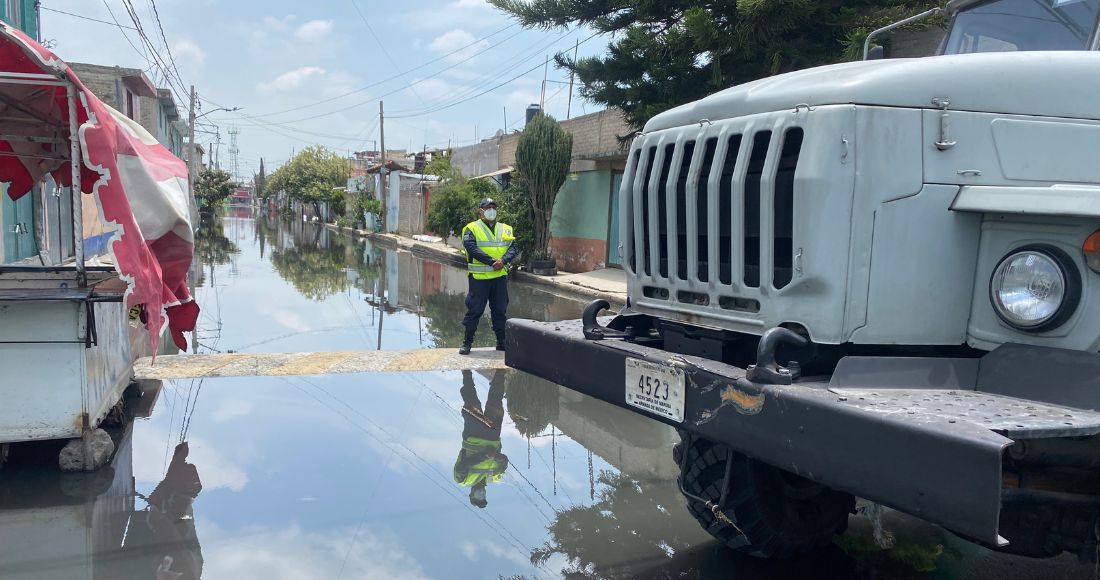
496 108 632 168
70 63 121 110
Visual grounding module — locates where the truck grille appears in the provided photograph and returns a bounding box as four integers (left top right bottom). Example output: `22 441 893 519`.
624 122 805 308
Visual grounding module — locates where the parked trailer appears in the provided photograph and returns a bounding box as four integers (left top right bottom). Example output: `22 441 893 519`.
509 0 1100 560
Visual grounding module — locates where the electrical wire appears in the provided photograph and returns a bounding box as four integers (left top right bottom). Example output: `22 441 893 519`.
389 32 600 119
242 23 519 120
41 6 137 30
347 0 427 107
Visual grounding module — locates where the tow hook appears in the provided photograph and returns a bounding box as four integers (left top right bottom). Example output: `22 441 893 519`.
746 327 807 385
582 299 634 341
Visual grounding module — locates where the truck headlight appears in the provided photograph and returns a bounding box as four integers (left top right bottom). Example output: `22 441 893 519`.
990 246 1081 332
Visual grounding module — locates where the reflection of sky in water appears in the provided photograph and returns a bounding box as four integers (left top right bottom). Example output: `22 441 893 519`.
136 370 599 579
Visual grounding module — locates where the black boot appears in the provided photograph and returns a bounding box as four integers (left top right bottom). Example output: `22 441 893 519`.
495 330 506 352
458 327 476 355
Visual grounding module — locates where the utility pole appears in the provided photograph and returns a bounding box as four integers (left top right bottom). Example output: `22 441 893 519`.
187 85 196 202
539 54 549 111
214 131 221 170
503 106 507 134
378 100 388 232
566 39 579 119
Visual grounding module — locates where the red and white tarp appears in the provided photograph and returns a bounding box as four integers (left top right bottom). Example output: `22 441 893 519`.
0 23 198 352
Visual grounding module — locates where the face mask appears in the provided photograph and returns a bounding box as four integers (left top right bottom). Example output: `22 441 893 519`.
483 208 497 221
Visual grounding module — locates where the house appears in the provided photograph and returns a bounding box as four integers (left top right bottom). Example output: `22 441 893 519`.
450 107 633 273
149 89 186 158
68 63 159 127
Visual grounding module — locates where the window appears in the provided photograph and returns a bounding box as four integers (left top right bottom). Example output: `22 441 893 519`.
945 0 1100 53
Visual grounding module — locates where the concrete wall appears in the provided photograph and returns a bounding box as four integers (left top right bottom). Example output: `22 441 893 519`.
396 174 429 237
451 139 499 178
69 64 122 111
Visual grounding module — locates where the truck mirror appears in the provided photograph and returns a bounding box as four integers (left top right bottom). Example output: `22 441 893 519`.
866 45 885 60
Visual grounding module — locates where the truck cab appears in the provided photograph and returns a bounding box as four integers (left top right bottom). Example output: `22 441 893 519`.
508 0 1100 562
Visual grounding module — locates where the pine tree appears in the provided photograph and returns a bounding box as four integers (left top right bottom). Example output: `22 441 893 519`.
255 157 266 197
489 0 942 131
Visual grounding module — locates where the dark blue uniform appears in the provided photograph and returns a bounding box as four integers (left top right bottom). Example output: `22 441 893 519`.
461 223 518 344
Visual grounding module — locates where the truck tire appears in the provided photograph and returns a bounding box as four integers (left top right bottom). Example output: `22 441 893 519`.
675 431 855 558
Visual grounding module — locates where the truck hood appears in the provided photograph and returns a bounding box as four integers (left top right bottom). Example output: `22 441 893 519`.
644 51 1100 132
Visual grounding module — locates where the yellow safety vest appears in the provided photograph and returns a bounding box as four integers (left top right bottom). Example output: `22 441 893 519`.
463 220 514 280
455 437 505 486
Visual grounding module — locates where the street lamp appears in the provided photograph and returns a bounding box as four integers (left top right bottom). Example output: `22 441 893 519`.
196 106 241 120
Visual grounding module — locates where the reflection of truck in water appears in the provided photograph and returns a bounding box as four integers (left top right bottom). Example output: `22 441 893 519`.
508 0 1100 561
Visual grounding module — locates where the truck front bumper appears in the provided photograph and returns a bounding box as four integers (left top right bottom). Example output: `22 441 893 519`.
506 316 1100 548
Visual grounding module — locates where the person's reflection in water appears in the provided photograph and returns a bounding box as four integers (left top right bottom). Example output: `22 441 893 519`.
143 442 204 579
454 370 509 508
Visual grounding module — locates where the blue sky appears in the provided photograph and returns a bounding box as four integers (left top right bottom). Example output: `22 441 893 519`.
40 0 606 178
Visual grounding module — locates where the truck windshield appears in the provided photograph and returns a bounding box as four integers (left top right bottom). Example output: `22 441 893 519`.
944 0 1100 53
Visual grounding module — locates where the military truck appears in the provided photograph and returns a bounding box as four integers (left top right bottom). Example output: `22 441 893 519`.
507 0 1100 561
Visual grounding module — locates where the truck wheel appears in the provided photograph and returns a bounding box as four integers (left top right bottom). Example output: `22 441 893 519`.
675 432 855 558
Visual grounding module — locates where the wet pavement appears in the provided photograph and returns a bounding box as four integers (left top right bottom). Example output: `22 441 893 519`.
1 212 1096 579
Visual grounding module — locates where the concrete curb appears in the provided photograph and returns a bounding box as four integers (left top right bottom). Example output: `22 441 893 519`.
355 230 627 306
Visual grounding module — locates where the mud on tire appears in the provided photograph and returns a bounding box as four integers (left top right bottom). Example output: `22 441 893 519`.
675 431 855 558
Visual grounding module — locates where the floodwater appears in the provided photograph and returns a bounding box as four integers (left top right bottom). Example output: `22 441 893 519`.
0 212 1095 579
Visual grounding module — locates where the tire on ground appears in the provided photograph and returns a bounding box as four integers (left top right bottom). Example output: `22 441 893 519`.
676 431 855 558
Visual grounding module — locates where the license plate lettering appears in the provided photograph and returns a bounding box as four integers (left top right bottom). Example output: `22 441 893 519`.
625 358 685 422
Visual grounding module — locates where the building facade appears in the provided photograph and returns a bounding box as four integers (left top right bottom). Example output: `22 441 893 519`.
448 108 633 273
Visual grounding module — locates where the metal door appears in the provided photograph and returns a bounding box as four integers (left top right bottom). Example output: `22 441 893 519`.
2 184 36 263
607 172 623 268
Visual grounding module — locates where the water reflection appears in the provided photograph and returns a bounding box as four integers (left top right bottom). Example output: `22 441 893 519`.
190 214 584 354
0 382 206 580
455 370 509 508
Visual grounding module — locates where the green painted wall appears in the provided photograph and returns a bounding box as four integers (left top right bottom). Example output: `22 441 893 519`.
0 0 40 262
1 0 38 38
550 169 612 241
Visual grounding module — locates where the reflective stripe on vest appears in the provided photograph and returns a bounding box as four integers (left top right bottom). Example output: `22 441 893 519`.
463 219 514 280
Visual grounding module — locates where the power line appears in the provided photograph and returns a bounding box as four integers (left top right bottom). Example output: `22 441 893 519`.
146 0 184 90
41 6 137 30
243 23 519 120
347 0 427 107
386 27 578 117
117 0 188 101
390 31 601 119
224 26 558 130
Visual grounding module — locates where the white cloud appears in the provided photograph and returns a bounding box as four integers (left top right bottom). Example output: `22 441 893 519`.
406 0 504 30
210 398 255 423
429 29 490 63
259 66 327 93
271 307 314 331
295 20 335 43
172 39 206 68
201 524 430 580
409 78 470 104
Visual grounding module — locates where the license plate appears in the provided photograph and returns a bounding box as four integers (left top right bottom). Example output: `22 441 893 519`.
624 358 685 422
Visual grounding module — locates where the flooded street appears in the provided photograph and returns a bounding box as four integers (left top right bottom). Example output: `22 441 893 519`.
1 214 1096 579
